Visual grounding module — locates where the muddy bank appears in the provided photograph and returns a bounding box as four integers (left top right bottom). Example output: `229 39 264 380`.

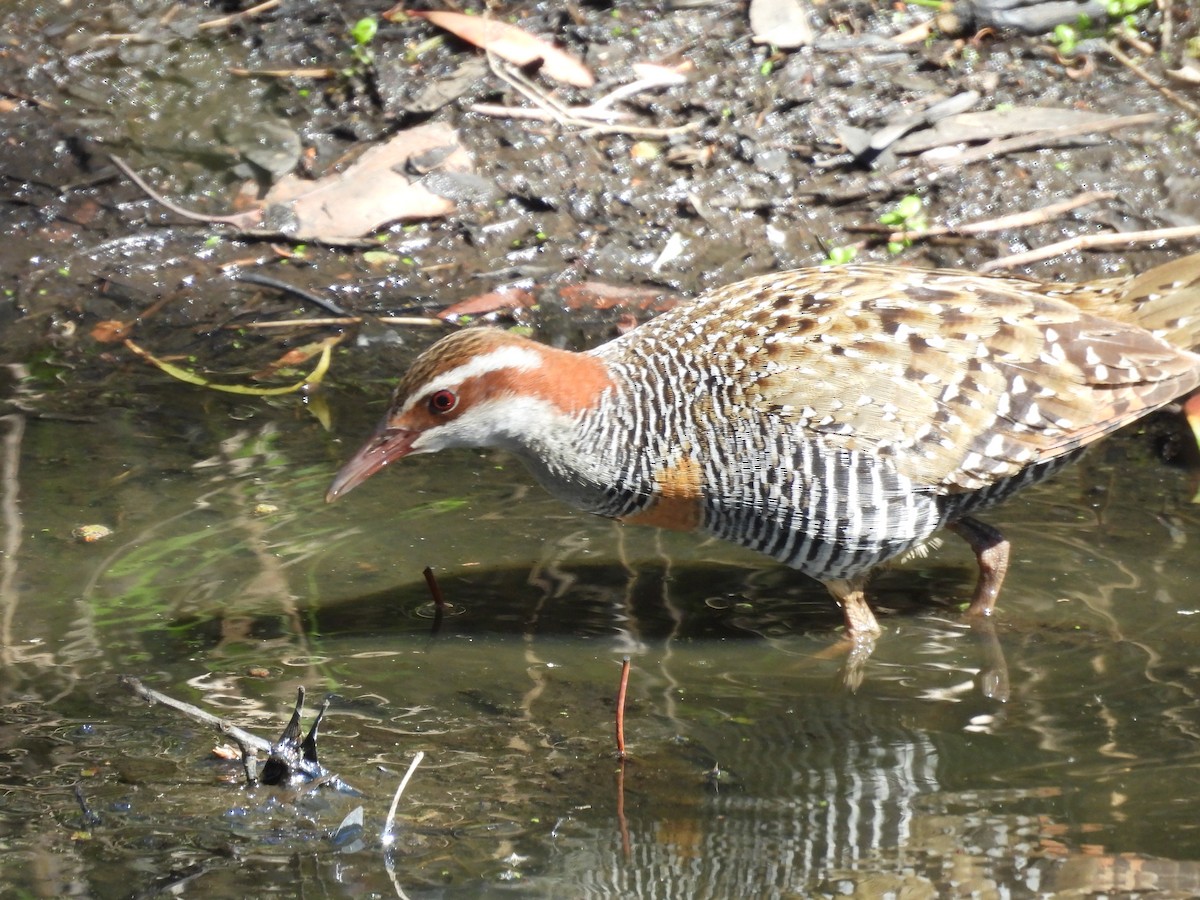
1 0 1198 401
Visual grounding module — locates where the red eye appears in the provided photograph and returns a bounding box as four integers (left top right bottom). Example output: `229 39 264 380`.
428 389 458 413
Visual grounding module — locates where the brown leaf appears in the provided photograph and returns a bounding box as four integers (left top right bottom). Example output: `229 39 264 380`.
438 287 536 321
262 123 474 242
410 10 595 88
90 319 133 343
252 338 340 381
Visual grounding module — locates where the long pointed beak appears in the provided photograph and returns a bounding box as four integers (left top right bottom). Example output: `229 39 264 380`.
326 427 417 502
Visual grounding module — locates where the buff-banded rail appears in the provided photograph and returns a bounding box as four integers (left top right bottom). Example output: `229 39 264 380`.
329 254 1200 641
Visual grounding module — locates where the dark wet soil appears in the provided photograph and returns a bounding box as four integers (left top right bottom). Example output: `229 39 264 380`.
3 1 1200 896
3 0 1199 390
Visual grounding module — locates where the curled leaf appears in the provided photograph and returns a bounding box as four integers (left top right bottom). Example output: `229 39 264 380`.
124 338 335 395
410 10 595 88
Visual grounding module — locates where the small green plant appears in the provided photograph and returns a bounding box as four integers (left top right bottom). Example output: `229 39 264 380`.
878 194 927 255
821 245 858 266
349 17 378 67
1051 0 1154 56
1106 0 1152 16
1051 22 1080 55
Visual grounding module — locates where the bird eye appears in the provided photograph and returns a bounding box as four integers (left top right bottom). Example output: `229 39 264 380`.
428 389 458 413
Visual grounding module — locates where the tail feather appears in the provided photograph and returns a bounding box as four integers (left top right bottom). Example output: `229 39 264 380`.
1112 251 1200 349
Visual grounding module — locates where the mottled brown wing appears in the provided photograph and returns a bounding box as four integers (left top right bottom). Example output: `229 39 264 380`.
656 265 1200 493
1059 252 1200 350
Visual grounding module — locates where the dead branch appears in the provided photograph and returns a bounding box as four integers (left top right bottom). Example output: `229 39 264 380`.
1107 41 1200 119
980 223 1200 271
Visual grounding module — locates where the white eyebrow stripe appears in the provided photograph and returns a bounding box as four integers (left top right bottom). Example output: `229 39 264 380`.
399 344 545 413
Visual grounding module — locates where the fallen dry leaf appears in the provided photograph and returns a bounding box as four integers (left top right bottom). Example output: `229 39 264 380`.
409 10 595 88
90 319 133 343
263 123 474 242
252 338 340 381
437 287 536 321
749 0 813 48
112 123 476 244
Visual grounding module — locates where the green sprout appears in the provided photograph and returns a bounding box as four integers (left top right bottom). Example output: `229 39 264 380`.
1106 0 1152 16
821 245 858 266
351 17 378 47
1051 22 1079 55
879 194 927 255
349 17 378 67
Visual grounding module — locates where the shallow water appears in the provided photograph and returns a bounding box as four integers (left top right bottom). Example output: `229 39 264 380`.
2 376 1200 898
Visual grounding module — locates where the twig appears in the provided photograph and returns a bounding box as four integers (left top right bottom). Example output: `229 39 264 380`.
382 751 426 847
109 155 256 226
229 316 449 330
237 272 352 317
1112 23 1156 56
479 54 701 138
422 566 446 612
850 190 1115 245
1161 0 1173 57
1107 41 1200 119
381 752 424 900
0 410 25 666
980 223 1200 271
197 0 283 31
0 88 60 113
886 112 1165 188
890 19 936 45
615 656 631 759
228 67 338 79
121 675 272 753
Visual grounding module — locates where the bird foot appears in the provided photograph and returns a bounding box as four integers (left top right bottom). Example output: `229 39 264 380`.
950 516 1011 618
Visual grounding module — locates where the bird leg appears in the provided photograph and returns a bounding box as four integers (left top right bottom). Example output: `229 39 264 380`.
823 577 880 691
824 577 881 639
949 516 1010 617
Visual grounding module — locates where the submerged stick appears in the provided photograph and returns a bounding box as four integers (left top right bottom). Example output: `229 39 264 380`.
121 675 271 753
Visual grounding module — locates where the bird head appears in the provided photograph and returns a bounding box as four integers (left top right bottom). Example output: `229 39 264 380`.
326 328 611 501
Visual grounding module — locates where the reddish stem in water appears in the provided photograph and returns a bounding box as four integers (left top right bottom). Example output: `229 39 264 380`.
423 566 445 611
615 656 631 759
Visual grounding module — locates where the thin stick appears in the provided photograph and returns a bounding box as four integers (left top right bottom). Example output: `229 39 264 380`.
1161 0 1173 56
980 223 1200 271
886 112 1164 188
197 0 283 31
229 316 449 330
229 67 338 79
849 190 1115 245
109 155 254 226
615 656 631 759
1107 41 1200 119
382 751 426 847
121 675 272 753
0 412 26 665
483 53 701 138
422 566 446 612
